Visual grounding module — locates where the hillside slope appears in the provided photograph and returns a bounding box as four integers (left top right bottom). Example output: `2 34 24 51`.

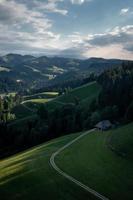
17 82 100 115
56 81 100 103
1 123 133 200
0 54 123 92
108 123 133 159
46 81 101 110
0 133 96 200
56 123 133 200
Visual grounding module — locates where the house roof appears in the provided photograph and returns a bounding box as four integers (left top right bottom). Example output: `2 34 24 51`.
95 120 112 129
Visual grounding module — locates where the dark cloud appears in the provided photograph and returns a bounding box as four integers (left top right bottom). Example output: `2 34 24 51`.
59 46 86 59
124 44 133 52
88 26 133 52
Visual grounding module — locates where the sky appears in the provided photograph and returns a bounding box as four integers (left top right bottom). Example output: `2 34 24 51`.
0 0 133 59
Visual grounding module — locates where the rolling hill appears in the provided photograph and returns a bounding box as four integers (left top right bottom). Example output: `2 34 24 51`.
17 82 101 117
0 54 124 92
56 123 133 200
1 123 133 200
55 81 100 104
0 133 96 200
108 123 133 159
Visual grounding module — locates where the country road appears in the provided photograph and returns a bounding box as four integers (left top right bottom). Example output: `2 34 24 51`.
50 129 109 200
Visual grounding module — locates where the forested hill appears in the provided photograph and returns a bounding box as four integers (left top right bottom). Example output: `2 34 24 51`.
0 53 126 92
1 61 133 158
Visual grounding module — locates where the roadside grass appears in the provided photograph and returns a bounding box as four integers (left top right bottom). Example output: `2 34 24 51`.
108 122 133 159
56 124 133 200
0 133 97 200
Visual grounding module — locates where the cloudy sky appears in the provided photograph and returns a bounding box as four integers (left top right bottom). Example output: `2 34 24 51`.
0 0 133 59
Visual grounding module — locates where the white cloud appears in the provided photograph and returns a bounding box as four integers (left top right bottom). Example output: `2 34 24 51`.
83 44 133 60
1 23 133 60
120 8 129 15
0 0 52 31
0 0 62 53
70 0 91 5
0 1 132 60
87 25 133 47
33 0 68 15
59 25 133 60
71 0 84 4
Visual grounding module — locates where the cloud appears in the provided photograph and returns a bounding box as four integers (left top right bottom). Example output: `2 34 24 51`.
83 44 133 60
120 7 133 16
34 0 68 15
87 26 133 53
59 47 86 58
120 8 129 15
0 0 62 54
0 1 132 60
71 0 84 4
0 0 52 32
70 0 91 5
58 25 133 60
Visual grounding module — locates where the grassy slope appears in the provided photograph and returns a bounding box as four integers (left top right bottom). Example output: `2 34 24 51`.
12 95 56 119
46 82 101 110
56 123 133 200
23 98 53 104
1 123 133 200
108 123 133 159
56 82 100 104
12 82 100 120
24 82 100 109
24 92 58 101
0 133 96 200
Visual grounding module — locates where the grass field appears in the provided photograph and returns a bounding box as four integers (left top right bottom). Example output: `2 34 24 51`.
24 92 59 101
22 98 53 104
46 82 101 111
108 123 133 159
0 133 96 200
9 81 101 146
12 82 100 120
56 82 101 104
12 93 56 119
1 123 133 200
56 123 133 200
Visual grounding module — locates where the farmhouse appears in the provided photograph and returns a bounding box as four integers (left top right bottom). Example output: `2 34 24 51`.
95 120 112 131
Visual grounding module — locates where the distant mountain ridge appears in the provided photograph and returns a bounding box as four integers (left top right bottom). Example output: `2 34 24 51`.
0 53 131 92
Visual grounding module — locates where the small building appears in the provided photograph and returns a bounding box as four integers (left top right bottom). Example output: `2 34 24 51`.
95 120 112 131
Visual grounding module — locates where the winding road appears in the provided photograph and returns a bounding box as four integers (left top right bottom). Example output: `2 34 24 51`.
50 129 109 200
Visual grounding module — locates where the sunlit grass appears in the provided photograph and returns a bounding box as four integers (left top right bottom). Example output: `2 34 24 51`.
56 123 133 200
0 133 95 200
23 98 53 104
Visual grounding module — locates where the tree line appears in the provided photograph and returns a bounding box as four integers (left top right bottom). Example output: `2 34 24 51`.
0 94 22 123
0 61 133 158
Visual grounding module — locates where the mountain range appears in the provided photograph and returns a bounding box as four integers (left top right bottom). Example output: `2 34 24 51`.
0 53 129 92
